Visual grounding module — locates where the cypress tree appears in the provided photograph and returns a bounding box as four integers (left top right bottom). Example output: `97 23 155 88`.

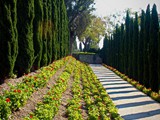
52 0 58 60
120 24 125 73
158 31 160 93
56 0 61 59
133 12 139 80
16 0 35 76
124 11 130 75
115 25 121 70
0 0 18 81
33 0 43 70
144 5 150 88
47 0 53 64
60 0 64 57
102 36 108 64
63 0 69 56
149 4 159 92
41 0 48 66
138 10 145 84
128 18 134 78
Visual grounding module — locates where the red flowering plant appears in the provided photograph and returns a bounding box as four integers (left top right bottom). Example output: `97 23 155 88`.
0 96 11 119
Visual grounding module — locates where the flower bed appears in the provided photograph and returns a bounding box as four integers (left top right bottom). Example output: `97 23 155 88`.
81 64 123 120
0 57 71 120
66 62 83 120
103 64 160 103
24 58 76 119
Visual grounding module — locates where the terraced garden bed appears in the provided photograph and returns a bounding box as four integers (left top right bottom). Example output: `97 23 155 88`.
0 56 123 120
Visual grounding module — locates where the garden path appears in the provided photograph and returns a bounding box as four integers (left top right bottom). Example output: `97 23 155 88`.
90 64 160 120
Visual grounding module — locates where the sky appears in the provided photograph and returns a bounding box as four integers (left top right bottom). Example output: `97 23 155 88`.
94 0 160 16
93 0 160 48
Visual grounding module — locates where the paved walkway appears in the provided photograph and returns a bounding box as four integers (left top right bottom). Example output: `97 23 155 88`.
90 64 160 120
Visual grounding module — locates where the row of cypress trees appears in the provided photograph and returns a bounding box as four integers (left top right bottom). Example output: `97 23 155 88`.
0 0 69 82
102 4 160 92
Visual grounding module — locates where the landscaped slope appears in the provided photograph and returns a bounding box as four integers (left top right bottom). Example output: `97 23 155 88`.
0 56 122 120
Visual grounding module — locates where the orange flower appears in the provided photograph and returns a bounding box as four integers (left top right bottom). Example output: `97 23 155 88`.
6 98 10 102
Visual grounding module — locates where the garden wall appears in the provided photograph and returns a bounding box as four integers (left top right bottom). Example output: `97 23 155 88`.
73 54 102 64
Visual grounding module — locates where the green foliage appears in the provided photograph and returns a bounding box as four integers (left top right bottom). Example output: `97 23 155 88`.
16 0 35 75
79 16 106 52
0 0 18 80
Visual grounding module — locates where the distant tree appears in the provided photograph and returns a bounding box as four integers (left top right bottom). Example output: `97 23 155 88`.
16 0 35 76
64 0 95 54
78 16 106 51
149 4 159 92
79 42 83 52
0 0 18 81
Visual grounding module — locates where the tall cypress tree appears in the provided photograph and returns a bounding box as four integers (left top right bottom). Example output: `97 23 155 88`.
41 0 48 66
16 0 35 76
133 12 139 81
102 36 108 64
149 4 159 92
62 0 69 56
128 18 134 78
33 0 43 70
52 0 58 60
138 10 145 84
0 0 18 81
144 5 150 88
120 24 125 73
56 0 61 59
124 11 130 75
158 31 160 93
47 0 53 64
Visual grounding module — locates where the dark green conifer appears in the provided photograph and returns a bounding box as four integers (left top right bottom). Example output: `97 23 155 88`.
33 0 43 70
41 0 48 66
133 12 139 80
138 10 145 84
144 5 150 88
149 4 159 92
16 0 35 75
0 0 18 81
